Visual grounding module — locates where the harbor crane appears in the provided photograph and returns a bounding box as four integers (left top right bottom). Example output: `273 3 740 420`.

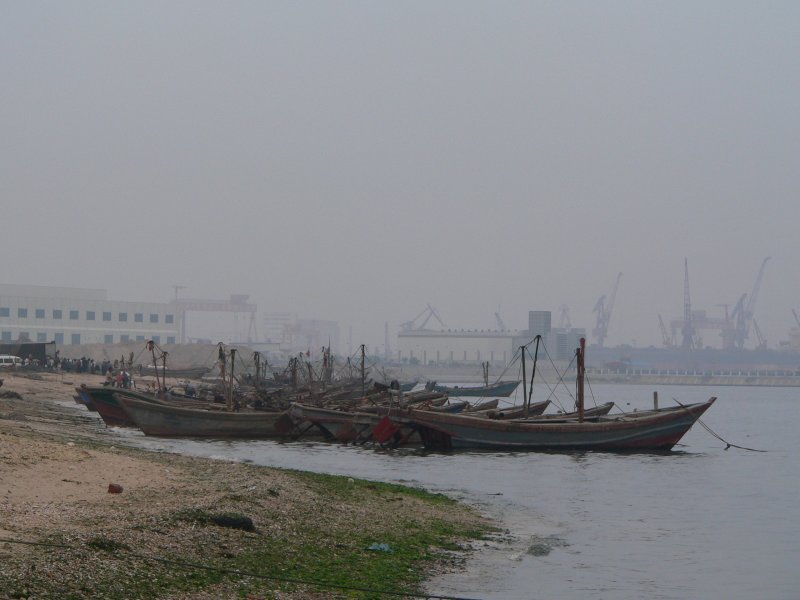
592 272 622 347
400 304 447 332
670 257 771 351
658 314 674 347
729 256 771 349
752 318 767 350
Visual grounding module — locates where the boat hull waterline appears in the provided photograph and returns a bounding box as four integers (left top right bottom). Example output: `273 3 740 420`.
427 380 521 397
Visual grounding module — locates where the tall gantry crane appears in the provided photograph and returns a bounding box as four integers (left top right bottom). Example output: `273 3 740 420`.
729 257 771 349
658 314 674 347
592 272 622 347
670 257 771 351
752 319 767 350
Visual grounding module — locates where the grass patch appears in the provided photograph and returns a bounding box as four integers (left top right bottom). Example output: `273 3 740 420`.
293 469 458 505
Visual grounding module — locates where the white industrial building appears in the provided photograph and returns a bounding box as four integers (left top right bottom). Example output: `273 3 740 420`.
396 310 586 366
0 284 179 345
397 329 517 366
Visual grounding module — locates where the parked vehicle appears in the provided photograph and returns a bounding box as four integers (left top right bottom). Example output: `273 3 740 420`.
0 355 23 368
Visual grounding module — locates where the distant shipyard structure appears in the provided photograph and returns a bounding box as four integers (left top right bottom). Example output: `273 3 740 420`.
661 257 772 351
396 307 585 366
0 284 179 345
261 312 340 356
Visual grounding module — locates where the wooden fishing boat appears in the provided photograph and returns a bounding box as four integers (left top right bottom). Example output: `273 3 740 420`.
115 393 298 438
354 390 449 413
408 398 715 450
426 400 471 413
463 398 499 412
79 386 212 428
470 399 550 419
519 401 616 421
74 387 95 410
289 402 420 445
289 398 548 447
290 403 383 442
425 380 521 397
139 365 210 380
372 380 419 393
78 385 133 427
407 337 716 451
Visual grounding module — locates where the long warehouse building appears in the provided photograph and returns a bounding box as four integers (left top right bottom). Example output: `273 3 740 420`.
0 284 179 345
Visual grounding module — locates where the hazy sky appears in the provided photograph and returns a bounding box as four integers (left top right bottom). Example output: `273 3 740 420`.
2 1 798 350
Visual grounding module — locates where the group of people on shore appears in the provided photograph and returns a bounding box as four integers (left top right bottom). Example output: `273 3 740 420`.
103 367 135 389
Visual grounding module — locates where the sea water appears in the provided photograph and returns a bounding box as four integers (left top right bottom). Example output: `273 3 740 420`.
118 383 800 599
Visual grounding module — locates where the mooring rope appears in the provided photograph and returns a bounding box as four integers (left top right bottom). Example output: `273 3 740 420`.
671 397 767 452
695 418 767 452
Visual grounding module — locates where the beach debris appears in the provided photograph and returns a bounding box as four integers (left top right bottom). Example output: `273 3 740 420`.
367 542 393 552
107 483 123 494
211 514 255 531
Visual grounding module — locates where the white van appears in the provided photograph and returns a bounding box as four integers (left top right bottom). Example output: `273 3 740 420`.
0 355 23 368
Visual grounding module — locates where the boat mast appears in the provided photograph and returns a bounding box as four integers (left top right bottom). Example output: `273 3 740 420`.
577 337 586 422
529 335 540 413
360 344 366 398
161 351 168 392
228 348 236 411
253 351 261 390
523 335 541 418
147 340 161 393
521 345 527 417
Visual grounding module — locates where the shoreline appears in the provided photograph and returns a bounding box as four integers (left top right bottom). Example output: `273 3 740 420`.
0 371 496 599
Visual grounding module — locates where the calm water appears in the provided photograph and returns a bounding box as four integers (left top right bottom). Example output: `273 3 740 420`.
114 384 800 599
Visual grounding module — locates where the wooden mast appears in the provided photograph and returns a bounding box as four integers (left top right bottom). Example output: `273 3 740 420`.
161 351 168 392
253 351 261 390
147 341 161 393
577 337 586 422
228 348 236 411
360 344 366 398
523 335 541 418
521 345 528 417
217 343 226 391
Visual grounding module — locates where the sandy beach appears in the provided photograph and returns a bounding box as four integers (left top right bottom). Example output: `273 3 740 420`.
0 370 491 599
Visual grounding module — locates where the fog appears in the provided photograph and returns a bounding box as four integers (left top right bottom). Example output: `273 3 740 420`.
3 2 798 350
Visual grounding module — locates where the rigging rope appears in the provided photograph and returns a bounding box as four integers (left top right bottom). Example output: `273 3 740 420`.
524 341 605 413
